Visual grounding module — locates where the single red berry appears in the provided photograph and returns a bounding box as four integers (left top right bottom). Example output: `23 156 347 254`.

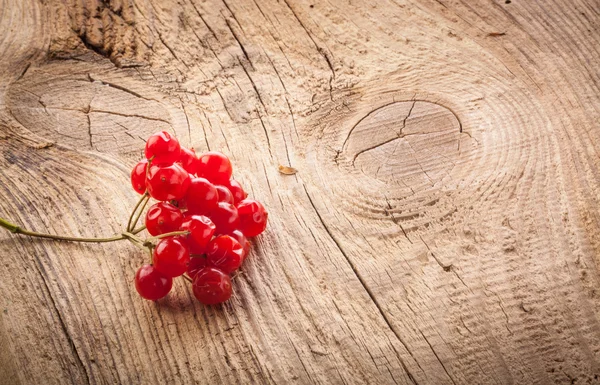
230 229 251 261
237 199 268 237
183 177 218 215
146 164 191 201
206 235 243 274
153 237 190 277
145 131 181 165
178 147 199 175
197 151 233 184
210 202 240 235
215 185 234 204
226 179 247 204
187 256 207 279
131 159 149 194
192 267 232 305
145 202 183 236
180 215 216 254
135 264 173 300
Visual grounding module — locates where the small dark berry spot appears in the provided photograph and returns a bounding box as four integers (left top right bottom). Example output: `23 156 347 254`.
309 4 314 8
505 0 511 3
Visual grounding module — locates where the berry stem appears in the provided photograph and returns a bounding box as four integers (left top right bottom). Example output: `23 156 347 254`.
129 195 150 232
148 230 190 240
131 225 146 235
0 217 126 243
126 193 149 232
121 231 151 251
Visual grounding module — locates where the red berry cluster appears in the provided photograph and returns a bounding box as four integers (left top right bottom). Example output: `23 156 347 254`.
130 131 268 305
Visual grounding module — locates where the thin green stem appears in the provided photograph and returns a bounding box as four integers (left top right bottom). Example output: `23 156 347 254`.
121 231 144 244
126 193 149 232
0 217 126 243
131 225 146 235
121 232 150 251
147 230 190 240
129 195 150 232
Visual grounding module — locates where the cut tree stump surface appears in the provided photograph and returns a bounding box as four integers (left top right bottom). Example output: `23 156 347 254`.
1 0 599 384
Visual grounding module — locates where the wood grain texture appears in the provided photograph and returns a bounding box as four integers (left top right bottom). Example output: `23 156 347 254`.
1 0 599 384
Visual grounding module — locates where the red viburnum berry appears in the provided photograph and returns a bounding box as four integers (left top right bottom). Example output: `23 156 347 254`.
153 237 190 277
215 185 234 204
135 264 172 300
180 215 216 254
206 235 243 274
226 179 247 204
236 199 268 237
197 151 232 184
146 164 190 201
178 147 199 175
187 256 207 279
145 202 183 236
131 159 149 195
230 229 250 261
183 177 218 215
192 267 232 305
145 131 181 165
210 202 239 235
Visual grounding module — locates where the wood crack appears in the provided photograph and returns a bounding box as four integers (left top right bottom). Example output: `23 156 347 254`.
351 101 421 165
90 109 171 124
258 115 273 158
16 62 31 81
157 32 186 67
419 331 457 385
385 197 413 244
225 19 253 68
215 87 235 122
419 235 452 272
282 0 335 79
341 101 399 150
238 57 266 112
303 184 420 385
87 74 159 102
31 253 91 385
189 0 218 40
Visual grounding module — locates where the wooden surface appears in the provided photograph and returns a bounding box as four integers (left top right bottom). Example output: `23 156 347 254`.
1 0 599 384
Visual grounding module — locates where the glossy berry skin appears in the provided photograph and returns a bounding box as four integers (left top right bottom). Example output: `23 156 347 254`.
178 147 199 175
180 215 216 254
145 131 181 165
206 235 243 274
131 159 149 195
153 237 190 277
230 229 250 261
236 199 268 237
183 177 218 215
192 267 232 305
187 256 207 279
145 202 183 236
146 164 191 201
215 185 234 204
226 179 247 204
197 151 233 184
210 202 240 235
135 264 172 300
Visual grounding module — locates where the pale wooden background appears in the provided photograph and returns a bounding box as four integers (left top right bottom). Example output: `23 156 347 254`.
1 0 599 384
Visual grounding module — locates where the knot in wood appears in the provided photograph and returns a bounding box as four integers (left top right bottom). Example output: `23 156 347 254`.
343 101 462 190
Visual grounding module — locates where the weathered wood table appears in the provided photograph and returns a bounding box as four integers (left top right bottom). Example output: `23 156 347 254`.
1 0 599 384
